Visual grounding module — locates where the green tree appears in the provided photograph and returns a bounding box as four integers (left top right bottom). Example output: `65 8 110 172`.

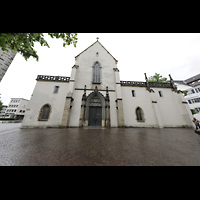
148 73 167 83
0 33 78 61
191 109 198 115
181 90 188 96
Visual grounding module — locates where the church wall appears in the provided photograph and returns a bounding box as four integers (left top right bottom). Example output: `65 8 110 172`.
121 86 193 128
68 42 118 127
74 42 117 91
21 40 194 129
109 91 118 127
121 86 158 127
21 81 69 128
68 89 118 127
152 88 180 127
154 88 193 127
156 88 193 127
68 89 83 127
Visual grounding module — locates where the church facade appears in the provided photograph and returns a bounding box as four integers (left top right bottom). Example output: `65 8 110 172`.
21 40 194 128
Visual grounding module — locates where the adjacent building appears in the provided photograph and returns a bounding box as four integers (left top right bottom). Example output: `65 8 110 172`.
174 74 200 119
0 47 17 82
0 105 8 118
5 98 29 119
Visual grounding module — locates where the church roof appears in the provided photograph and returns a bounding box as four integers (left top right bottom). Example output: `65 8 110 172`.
75 40 118 63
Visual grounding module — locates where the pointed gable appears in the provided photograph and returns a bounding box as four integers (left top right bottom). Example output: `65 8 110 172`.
75 40 118 63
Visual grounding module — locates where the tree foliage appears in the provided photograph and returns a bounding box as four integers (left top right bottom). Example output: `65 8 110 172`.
148 73 167 83
181 90 188 96
191 109 198 115
0 33 78 61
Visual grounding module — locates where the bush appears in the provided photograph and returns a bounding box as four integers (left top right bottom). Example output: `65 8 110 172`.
191 109 198 115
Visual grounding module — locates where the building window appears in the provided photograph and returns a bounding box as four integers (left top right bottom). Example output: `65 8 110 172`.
158 91 163 97
188 100 192 104
96 52 99 57
38 104 51 121
92 61 101 83
196 107 200 112
196 97 200 102
132 90 135 97
53 86 59 94
135 107 145 122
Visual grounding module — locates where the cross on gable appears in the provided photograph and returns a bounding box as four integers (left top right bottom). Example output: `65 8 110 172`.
96 37 99 40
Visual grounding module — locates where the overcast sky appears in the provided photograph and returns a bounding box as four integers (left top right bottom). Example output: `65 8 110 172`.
0 33 200 105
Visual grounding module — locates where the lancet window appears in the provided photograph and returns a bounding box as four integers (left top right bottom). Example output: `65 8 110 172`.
136 107 145 122
92 61 101 83
38 104 51 121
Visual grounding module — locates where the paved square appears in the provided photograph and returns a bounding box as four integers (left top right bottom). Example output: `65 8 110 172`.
0 123 200 166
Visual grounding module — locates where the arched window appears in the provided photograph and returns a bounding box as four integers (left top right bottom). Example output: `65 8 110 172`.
136 107 145 122
92 61 101 83
38 104 51 121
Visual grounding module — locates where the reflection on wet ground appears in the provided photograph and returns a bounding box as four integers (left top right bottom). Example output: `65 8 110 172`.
0 123 200 166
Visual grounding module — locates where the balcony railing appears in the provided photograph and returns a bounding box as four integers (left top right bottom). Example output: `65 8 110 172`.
120 81 172 88
36 75 70 82
120 81 146 87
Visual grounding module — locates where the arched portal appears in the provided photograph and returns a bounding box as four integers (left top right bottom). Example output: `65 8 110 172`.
85 91 105 127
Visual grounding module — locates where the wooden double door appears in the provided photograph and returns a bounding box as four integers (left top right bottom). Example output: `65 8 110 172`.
88 106 102 126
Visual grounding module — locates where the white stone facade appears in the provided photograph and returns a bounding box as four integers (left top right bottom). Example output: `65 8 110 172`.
21 40 194 128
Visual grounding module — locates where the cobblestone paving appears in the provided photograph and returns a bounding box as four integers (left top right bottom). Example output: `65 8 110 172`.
0 123 200 166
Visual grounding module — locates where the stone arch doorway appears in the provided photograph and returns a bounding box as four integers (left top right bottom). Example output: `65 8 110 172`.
89 95 102 126
85 91 105 127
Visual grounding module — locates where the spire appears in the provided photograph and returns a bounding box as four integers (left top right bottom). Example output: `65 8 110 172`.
105 86 110 101
82 85 87 101
144 72 150 89
169 74 177 91
144 73 154 93
169 74 173 81
144 73 148 82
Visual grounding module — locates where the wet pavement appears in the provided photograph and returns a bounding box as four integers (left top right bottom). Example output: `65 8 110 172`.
0 123 200 166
